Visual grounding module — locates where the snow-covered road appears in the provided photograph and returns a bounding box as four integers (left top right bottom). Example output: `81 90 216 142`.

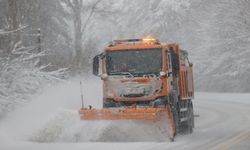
0 80 250 150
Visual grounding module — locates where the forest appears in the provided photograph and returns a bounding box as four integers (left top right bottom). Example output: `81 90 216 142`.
1 0 250 115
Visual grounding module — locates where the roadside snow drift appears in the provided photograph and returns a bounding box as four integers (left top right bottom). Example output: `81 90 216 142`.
29 110 169 142
0 77 170 143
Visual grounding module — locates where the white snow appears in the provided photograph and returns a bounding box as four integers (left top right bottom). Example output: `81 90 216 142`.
0 45 67 116
0 79 250 150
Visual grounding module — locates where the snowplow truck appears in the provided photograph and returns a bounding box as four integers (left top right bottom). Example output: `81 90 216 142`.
79 38 194 140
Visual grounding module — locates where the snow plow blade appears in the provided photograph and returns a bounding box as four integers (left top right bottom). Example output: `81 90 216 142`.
79 106 176 140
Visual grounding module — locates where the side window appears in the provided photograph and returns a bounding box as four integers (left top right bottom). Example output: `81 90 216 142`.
167 52 172 69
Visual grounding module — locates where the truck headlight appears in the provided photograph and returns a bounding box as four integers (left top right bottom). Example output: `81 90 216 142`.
160 71 166 77
101 73 108 80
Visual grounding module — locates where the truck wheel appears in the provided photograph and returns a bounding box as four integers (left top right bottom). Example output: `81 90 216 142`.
173 105 179 134
186 101 193 133
178 100 193 134
190 101 195 128
170 91 179 134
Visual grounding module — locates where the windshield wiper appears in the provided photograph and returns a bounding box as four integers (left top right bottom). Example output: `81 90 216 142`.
110 72 134 77
132 71 158 75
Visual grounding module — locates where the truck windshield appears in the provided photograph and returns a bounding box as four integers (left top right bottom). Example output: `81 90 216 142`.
106 48 162 76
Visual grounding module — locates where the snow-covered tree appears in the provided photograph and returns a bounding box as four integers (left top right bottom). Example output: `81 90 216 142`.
0 41 68 116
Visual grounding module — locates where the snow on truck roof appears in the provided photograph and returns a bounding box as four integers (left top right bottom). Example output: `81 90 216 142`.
104 38 183 54
106 38 172 51
108 38 160 47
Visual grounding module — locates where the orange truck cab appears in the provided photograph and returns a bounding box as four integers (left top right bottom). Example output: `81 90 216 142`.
92 37 194 133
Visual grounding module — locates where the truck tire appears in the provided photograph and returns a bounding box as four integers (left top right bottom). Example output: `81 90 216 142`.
190 101 195 128
178 100 193 134
170 91 179 133
186 101 193 133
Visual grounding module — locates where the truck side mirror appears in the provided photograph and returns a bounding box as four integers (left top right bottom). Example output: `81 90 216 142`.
189 62 193 67
93 55 101 76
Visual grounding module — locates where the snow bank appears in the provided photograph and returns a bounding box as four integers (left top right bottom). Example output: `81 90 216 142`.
0 52 67 116
0 78 170 143
29 111 169 142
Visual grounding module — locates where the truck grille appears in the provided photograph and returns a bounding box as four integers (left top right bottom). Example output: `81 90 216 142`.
123 93 146 98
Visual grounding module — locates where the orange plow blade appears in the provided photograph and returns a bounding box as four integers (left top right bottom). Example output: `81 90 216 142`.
79 106 176 140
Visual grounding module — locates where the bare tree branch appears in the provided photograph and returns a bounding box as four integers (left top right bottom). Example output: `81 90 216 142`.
66 0 74 9
81 0 103 35
0 26 27 35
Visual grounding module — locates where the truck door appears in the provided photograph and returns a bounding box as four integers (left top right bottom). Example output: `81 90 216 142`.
166 49 173 91
170 49 179 93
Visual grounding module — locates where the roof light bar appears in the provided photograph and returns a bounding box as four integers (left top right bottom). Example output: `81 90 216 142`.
142 38 159 44
109 38 159 46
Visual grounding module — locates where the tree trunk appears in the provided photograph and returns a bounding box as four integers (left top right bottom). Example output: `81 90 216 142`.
72 0 83 73
7 0 20 53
